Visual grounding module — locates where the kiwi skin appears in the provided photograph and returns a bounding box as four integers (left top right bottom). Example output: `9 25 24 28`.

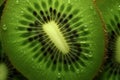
95 0 120 80
0 0 5 7
0 0 105 80
0 0 6 41
0 0 5 18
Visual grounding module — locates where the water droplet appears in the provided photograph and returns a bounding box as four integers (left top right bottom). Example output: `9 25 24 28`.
84 25 88 28
89 54 93 57
118 5 120 10
68 65 71 70
90 6 93 10
31 65 36 70
2 24 7 31
31 58 34 61
80 69 84 72
110 9 113 12
89 21 93 24
15 27 18 30
12 40 17 44
57 73 61 78
20 11 24 13
20 50 24 53
84 53 92 58
68 0 70 3
118 5 120 8
16 0 19 4
76 69 80 74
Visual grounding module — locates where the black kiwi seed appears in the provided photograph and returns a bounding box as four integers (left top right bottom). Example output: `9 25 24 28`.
33 11 37 16
0 0 105 80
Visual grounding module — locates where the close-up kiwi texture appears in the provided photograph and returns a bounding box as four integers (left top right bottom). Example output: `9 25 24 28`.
95 0 120 80
0 41 28 80
0 0 105 80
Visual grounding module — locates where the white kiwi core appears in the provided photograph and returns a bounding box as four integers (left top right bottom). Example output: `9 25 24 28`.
0 63 8 80
43 21 70 54
115 36 120 63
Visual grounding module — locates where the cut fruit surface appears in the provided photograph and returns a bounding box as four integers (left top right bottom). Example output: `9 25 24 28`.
0 0 105 80
95 0 120 80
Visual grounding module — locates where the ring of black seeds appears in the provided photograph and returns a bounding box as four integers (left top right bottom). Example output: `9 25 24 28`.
18 1 91 72
105 22 120 77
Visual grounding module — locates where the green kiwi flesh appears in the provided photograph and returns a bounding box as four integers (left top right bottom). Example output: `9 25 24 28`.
95 0 120 80
0 0 105 80
0 41 28 80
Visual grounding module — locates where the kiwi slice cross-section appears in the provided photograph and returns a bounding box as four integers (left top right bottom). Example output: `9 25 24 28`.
0 0 105 80
0 52 28 80
0 41 28 80
95 0 120 80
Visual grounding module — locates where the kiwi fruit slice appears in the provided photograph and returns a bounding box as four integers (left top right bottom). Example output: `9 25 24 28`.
95 0 120 80
0 41 28 80
0 0 105 80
